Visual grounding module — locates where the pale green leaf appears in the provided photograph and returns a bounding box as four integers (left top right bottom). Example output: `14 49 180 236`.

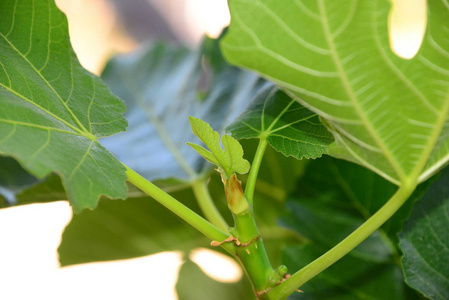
222 0 449 186
228 86 333 159
188 117 250 178
0 0 128 211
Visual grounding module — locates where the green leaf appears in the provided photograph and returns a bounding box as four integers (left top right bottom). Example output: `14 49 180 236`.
0 156 37 205
281 157 397 262
281 157 432 261
399 167 449 300
283 244 419 300
58 138 303 272
101 37 267 183
227 86 333 159
222 0 449 186
58 188 207 266
175 258 255 300
188 117 250 179
280 158 430 298
0 173 67 208
0 0 128 211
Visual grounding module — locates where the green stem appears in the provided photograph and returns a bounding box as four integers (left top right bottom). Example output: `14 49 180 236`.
266 184 416 300
232 207 286 297
192 178 229 232
245 137 268 205
125 165 234 254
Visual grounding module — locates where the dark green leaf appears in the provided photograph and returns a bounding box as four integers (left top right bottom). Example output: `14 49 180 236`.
282 157 396 262
0 156 37 205
101 37 268 183
228 86 333 159
222 0 449 186
176 258 255 300
283 244 419 300
4 173 66 207
0 0 128 211
399 168 449 300
58 188 207 266
280 157 430 298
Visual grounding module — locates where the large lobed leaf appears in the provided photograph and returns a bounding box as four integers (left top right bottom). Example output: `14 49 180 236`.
101 37 268 183
0 0 128 211
228 86 333 160
399 168 449 300
222 0 449 186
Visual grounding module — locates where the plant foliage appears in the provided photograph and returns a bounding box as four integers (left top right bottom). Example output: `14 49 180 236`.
0 0 128 211
0 0 448 299
222 0 449 186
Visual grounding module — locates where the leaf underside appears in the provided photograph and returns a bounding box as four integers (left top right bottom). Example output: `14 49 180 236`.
228 86 333 160
0 0 128 211
222 0 449 186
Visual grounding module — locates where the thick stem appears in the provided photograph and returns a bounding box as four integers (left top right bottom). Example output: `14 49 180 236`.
222 174 285 297
245 137 268 205
232 208 286 297
125 165 235 254
266 184 416 300
192 178 229 232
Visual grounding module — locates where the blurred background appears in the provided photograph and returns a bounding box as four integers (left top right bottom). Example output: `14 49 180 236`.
0 0 425 299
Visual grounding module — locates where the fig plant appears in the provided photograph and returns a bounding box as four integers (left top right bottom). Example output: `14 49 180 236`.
1 0 448 299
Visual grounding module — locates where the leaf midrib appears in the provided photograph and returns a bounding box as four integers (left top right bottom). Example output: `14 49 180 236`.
318 0 407 183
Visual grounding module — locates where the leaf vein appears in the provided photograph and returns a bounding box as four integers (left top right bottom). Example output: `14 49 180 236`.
68 140 94 182
0 32 91 135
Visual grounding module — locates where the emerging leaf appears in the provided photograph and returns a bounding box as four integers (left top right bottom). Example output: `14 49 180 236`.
222 0 449 186
187 117 250 179
0 0 128 211
228 86 333 159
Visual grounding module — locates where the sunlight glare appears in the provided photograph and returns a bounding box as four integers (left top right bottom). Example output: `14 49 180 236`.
190 248 242 283
389 0 427 59
0 202 182 300
185 0 230 40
